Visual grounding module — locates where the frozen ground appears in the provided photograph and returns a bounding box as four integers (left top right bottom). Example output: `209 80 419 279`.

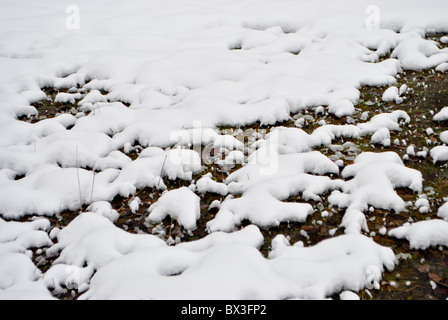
1 0 448 300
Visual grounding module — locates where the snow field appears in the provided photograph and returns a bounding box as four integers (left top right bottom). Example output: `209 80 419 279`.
1 0 448 300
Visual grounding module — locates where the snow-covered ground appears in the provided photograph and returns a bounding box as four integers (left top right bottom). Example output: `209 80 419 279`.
1 0 448 300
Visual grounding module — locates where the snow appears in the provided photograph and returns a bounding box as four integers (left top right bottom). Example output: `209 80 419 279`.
327 100 355 118
254 125 361 158
0 218 51 247
415 197 430 214
43 264 94 296
357 110 410 134
78 226 396 299
128 197 141 214
329 151 422 233
388 220 448 250
196 173 229 196
0 253 55 300
207 151 341 232
391 35 448 70
440 131 448 144
399 84 408 96
433 107 448 121
407 145 416 156
54 92 82 104
430 146 448 163
146 187 201 231
1 0 448 300
370 127 391 147
0 164 136 219
436 63 448 73
218 150 245 166
86 201 119 222
340 291 360 300
382 86 403 104
438 201 448 221
46 212 166 269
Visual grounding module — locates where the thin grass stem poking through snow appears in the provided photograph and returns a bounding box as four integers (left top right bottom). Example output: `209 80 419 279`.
158 154 168 188
75 145 82 210
90 160 96 205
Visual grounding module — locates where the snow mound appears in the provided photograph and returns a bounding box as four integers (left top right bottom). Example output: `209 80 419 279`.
0 165 134 219
0 130 126 176
389 220 448 250
79 227 396 300
196 173 228 196
171 127 244 151
329 152 423 233
430 146 448 163
370 127 391 147
46 212 166 269
146 187 201 231
0 218 54 299
86 201 119 222
438 201 448 221
113 148 202 190
0 218 52 253
0 147 203 219
436 63 448 73
358 110 410 135
434 107 448 121
382 86 403 104
54 92 82 104
440 131 448 144
327 100 355 118
0 253 54 300
391 35 448 70
254 125 360 157
207 151 342 232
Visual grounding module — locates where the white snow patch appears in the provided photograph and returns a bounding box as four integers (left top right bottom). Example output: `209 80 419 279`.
434 107 448 121
389 220 448 250
430 146 448 163
391 35 448 71
78 230 396 300
438 201 448 221
207 151 341 232
382 86 403 104
54 93 82 104
86 201 120 222
196 173 228 196
329 152 422 233
339 290 360 300
327 100 355 118
357 110 410 135
370 127 391 147
440 131 448 144
436 63 448 73
46 212 166 269
0 253 54 299
146 187 201 231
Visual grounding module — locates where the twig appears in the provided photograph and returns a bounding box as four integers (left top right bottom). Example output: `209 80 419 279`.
90 160 96 205
115 186 147 215
158 154 168 187
168 218 175 239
